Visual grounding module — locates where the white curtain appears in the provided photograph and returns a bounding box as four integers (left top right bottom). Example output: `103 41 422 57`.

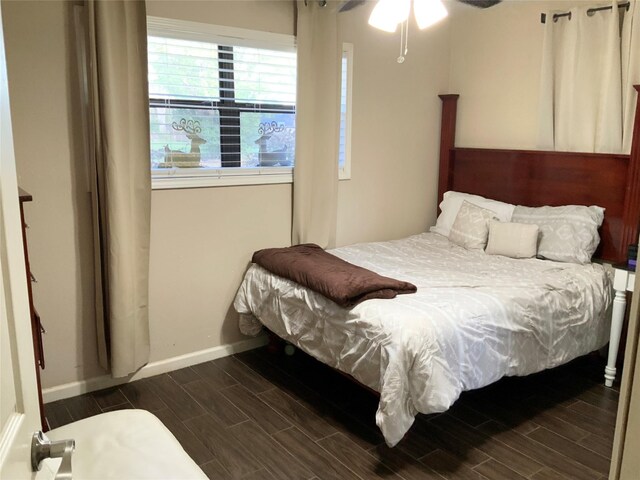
538 0 640 154
86 0 151 378
623 0 640 151
292 0 342 248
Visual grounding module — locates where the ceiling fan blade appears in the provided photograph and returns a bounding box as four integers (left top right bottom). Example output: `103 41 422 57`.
339 0 367 13
457 0 501 8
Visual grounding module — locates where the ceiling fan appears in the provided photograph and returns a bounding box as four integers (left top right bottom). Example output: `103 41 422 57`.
335 0 502 63
339 0 502 13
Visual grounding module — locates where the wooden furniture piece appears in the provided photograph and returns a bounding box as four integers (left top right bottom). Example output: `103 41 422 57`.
18 188 47 430
438 86 640 264
606 264 636 387
438 87 640 387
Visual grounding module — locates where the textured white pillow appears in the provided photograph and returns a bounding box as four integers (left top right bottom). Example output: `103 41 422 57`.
485 221 539 259
511 205 605 264
448 201 497 250
430 191 516 237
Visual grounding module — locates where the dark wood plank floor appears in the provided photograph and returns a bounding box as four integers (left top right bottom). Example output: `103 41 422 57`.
45 348 618 480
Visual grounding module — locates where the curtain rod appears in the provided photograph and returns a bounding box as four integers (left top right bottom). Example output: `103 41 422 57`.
541 2 630 24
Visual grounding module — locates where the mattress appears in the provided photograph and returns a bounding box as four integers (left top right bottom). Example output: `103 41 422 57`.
233 232 612 446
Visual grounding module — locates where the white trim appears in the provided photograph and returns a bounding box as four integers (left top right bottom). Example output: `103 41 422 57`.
147 16 296 52
152 173 292 189
0 414 23 468
152 167 293 190
42 336 268 403
339 43 354 181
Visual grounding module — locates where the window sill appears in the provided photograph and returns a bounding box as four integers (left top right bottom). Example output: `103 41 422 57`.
151 166 351 190
152 167 293 190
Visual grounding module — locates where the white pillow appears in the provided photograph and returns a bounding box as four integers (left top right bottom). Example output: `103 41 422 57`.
511 205 605 264
485 220 539 259
430 191 516 237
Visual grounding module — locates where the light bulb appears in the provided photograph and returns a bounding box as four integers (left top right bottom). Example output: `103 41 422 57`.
368 0 411 33
414 0 448 29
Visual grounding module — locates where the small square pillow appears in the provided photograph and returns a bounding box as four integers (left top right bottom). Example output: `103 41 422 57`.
485 220 539 259
448 200 497 250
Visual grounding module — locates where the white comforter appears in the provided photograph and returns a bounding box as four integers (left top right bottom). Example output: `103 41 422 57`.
233 233 612 446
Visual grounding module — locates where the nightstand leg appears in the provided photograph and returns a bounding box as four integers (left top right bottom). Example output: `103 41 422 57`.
605 289 626 387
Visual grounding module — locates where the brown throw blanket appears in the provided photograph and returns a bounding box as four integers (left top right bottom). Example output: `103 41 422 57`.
252 243 417 308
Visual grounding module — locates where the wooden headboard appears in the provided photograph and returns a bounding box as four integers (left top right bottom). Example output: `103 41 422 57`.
437 88 640 263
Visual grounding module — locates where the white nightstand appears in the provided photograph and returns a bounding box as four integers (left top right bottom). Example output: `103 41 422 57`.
604 264 636 387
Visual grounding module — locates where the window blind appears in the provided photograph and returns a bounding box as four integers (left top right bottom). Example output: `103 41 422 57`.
148 35 296 171
339 54 348 170
338 44 353 179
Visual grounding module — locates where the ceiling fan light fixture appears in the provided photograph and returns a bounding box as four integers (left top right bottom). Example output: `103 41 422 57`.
414 0 448 29
368 0 411 33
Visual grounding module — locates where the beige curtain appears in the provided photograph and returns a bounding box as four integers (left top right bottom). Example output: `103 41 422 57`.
538 2 623 153
622 0 640 152
292 0 341 248
86 0 151 378
539 1 640 154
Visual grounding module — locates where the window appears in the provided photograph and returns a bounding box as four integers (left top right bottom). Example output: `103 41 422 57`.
147 18 352 189
148 18 297 189
339 44 353 180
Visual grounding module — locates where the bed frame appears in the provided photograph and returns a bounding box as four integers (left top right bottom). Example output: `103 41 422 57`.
438 87 640 263
268 89 640 397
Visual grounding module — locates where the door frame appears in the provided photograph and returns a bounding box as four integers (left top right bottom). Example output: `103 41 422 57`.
610 246 640 478
0 0 46 475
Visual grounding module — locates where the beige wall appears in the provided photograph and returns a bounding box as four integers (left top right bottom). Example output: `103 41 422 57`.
4 0 589 390
146 0 294 33
336 3 451 246
3 0 104 387
144 1 294 364
448 0 605 150
3 0 452 388
449 1 546 149
2 0 295 387
148 185 291 361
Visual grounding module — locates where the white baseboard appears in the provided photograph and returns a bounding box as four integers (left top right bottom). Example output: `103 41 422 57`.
42 335 268 404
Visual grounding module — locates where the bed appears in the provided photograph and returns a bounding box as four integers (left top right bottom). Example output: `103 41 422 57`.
234 90 640 447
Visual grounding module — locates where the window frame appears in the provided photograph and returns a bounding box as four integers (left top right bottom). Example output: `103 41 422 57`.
339 43 354 181
147 18 353 190
148 17 297 190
